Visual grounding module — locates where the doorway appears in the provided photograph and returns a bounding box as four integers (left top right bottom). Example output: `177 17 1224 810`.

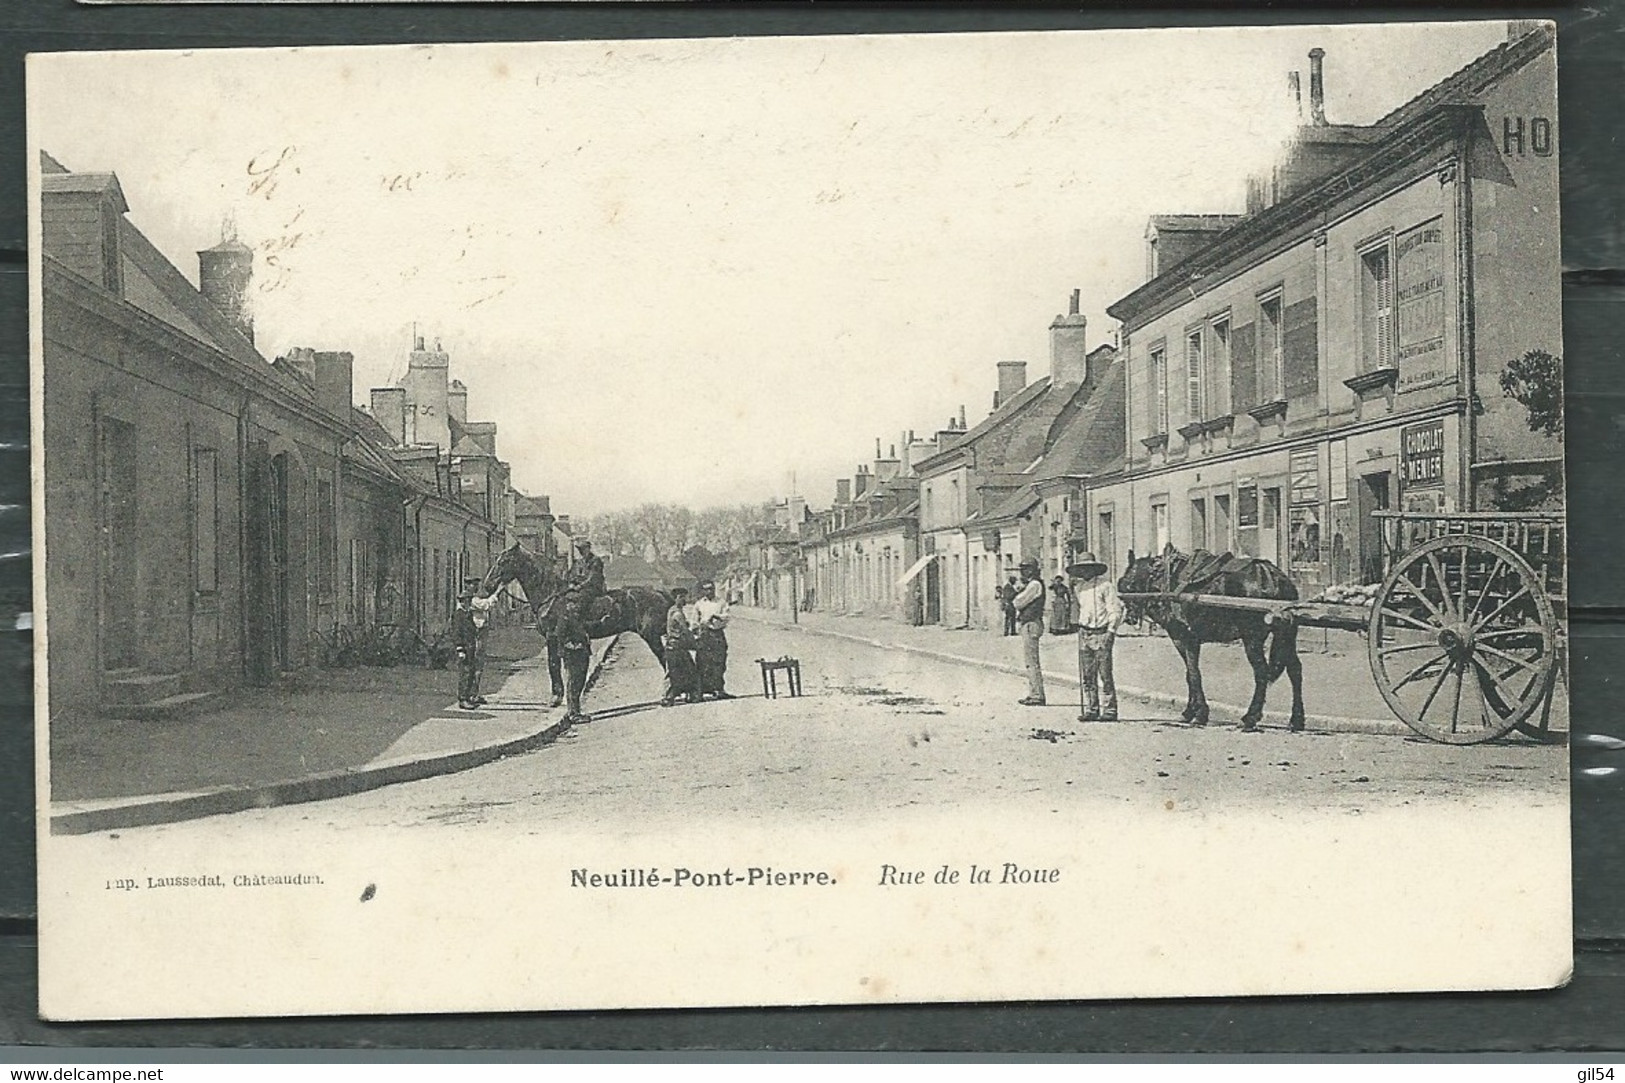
96 416 138 673
1260 487 1284 566
923 557 941 625
246 448 291 682
1357 471 1392 584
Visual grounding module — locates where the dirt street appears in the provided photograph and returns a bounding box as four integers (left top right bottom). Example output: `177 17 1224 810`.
117 615 1565 840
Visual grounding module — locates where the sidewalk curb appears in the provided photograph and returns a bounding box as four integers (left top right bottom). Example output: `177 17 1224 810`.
754 612 1411 738
49 635 620 836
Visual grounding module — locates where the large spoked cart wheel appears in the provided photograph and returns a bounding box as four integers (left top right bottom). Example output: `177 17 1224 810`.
1367 533 1559 744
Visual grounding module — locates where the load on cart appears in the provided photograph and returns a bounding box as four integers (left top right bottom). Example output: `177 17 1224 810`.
1117 510 1565 746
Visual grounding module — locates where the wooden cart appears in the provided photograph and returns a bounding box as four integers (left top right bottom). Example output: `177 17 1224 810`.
1120 510 1566 745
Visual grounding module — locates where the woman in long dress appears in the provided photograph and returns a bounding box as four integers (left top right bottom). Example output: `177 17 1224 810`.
1048 575 1074 635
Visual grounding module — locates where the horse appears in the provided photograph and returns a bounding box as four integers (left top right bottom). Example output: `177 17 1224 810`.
480 543 672 705
1117 545 1306 732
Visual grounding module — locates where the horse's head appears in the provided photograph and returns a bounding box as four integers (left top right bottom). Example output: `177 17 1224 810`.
1118 544 1187 626
1117 548 1157 626
480 542 526 594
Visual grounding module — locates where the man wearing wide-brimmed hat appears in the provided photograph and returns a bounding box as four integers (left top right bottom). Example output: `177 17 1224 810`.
1013 558 1047 705
1068 552 1123 722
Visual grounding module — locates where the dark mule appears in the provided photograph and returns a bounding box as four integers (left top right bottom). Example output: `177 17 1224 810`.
1118 545 1306 731
480 543 673 704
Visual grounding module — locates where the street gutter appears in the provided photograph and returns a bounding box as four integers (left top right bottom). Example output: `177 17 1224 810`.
48 634 619 836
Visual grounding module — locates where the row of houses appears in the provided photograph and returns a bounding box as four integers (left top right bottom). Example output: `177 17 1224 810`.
39 152 570 716
761 24 1563 632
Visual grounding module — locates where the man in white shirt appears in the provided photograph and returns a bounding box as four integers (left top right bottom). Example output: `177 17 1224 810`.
454 582 499 709
1012 558 1047 705
692 580 734 700
1068 552 1124 722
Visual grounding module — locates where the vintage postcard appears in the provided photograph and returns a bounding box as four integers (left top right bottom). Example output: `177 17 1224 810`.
30 24 1570 1020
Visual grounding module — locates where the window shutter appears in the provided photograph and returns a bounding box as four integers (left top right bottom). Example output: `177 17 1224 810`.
1282 296 1318 400
1375 250 1394 370
1230 322 1256 413
1186 332 1204 420
1150 349 1169 433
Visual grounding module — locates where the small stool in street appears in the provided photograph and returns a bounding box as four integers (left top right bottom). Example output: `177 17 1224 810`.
757 656 803 699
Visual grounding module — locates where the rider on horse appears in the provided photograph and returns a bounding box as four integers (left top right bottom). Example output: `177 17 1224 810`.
561 538 606 639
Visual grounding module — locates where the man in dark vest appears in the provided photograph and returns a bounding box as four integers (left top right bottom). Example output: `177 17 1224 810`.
1013 558 1047 705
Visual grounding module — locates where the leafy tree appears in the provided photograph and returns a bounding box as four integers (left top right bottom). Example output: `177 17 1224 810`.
1499 349 1563 437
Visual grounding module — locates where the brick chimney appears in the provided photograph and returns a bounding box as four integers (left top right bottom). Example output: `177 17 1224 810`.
448 379 468 424
874 441 900 482
279 346 316 384
1049 289 1089 385
369 387 408 444
1308 48 1327 126
995 361 1028 409
314 350 354 424
853 465 871 499
40 163 128 296
404 336 450 448
198 236 255 343
835 478 852 505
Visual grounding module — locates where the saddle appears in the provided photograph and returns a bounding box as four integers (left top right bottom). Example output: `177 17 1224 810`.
583 595 619 627
1169 549 1256 595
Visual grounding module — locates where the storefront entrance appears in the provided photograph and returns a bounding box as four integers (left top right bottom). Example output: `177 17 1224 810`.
1357 471 1392 584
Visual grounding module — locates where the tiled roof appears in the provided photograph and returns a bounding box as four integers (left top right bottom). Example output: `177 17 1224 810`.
111 207 314 404
916 376 1050 469
41 171 128 212
979 487 1041 526
1149 214 1244 233
603 553 666 588
352 407 396 447
1030 352 1125 481
1373 24 1553 131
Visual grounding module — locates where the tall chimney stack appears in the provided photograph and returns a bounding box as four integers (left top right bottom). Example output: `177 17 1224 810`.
198 236 255 343
996 361 1028 409
1288 70 1304 121
1049 289 1090 385
1308 48 1327 126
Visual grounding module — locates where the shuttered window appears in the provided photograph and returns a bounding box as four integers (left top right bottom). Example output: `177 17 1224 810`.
1209 316 1231 416
1185 330 1204 421
1150 344 1169 434
1259 293 1284 402
1362 244 1395 372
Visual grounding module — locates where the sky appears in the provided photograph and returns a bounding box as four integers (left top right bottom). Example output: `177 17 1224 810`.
30 23 1510 518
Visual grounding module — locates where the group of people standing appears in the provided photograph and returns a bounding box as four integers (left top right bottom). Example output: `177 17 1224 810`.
661 581 731 706
1010 552 1124 723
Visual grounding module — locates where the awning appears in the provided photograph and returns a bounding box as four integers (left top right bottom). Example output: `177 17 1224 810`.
896 552 940 587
